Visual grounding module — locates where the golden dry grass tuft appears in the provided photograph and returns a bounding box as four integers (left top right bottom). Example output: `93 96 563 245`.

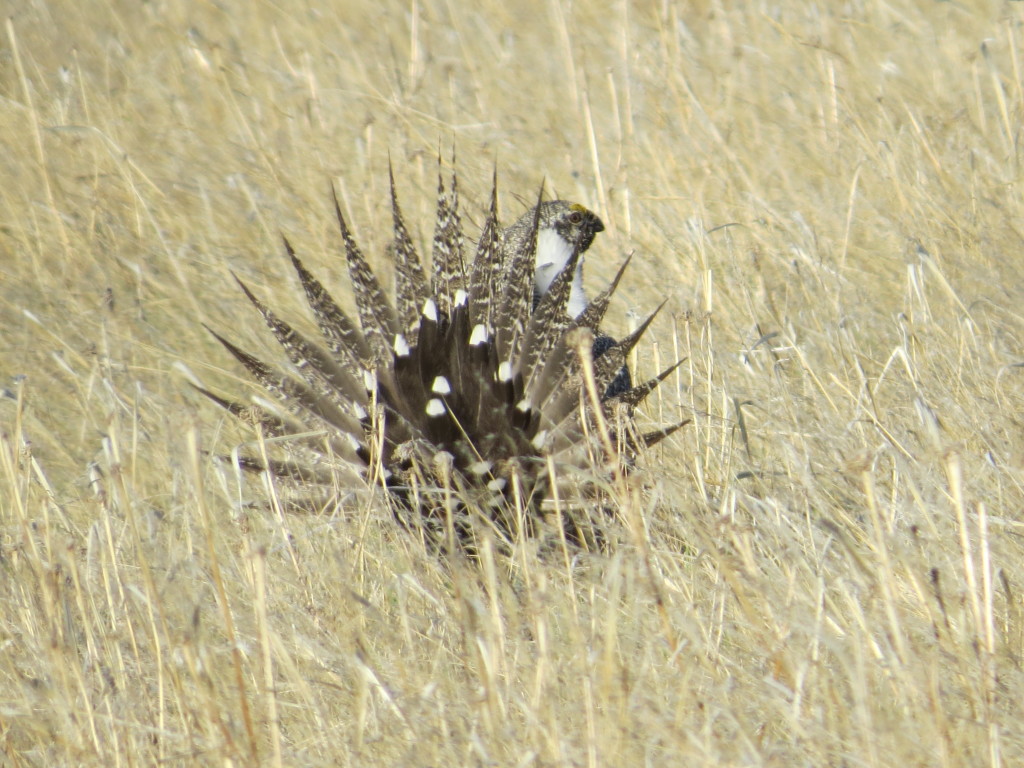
3 1 1024 765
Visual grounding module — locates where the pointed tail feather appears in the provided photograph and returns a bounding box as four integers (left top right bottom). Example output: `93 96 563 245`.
431 148 466 315
493 185 545 364
234 274 368 407
331 185 399 366
192 384 365 462
192 384 302 438
641 419 690 448
222 453 362 486
468 171 501 328
389 161 430 332
573 253 634 332
285 238 370 374
588 301 667 397
204 326 365 444
614 359 687 407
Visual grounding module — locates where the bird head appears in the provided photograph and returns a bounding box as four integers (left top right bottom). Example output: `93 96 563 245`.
512 200 605 318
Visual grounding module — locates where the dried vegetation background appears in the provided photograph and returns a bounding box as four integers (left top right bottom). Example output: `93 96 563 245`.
3 0 1024 765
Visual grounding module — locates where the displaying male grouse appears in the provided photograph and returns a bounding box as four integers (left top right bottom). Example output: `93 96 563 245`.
198 160 683 545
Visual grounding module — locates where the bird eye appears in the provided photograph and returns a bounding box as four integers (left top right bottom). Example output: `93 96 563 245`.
569 211 583 224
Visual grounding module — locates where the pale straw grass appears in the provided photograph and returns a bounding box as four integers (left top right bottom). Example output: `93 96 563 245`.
2 1 1024 765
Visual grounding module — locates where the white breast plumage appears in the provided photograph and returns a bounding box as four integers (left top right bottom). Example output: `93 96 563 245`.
534 227 587 318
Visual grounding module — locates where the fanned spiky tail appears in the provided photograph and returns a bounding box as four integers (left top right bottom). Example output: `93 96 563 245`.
200 157 682 546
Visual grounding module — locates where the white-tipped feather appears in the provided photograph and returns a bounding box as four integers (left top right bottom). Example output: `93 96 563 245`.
393 334 410 356
422 298 438 321
469 324 489 345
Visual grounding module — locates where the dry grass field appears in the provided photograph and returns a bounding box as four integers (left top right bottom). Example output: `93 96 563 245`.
3 0 1024 765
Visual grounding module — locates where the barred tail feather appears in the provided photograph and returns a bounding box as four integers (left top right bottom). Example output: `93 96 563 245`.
285 239 369 372
389 161 430 332
331 185 399 366
492 186 545 364
431 148 466 315
468 173 501 329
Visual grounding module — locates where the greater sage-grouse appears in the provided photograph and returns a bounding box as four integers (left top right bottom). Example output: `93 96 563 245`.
199 161 684 546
